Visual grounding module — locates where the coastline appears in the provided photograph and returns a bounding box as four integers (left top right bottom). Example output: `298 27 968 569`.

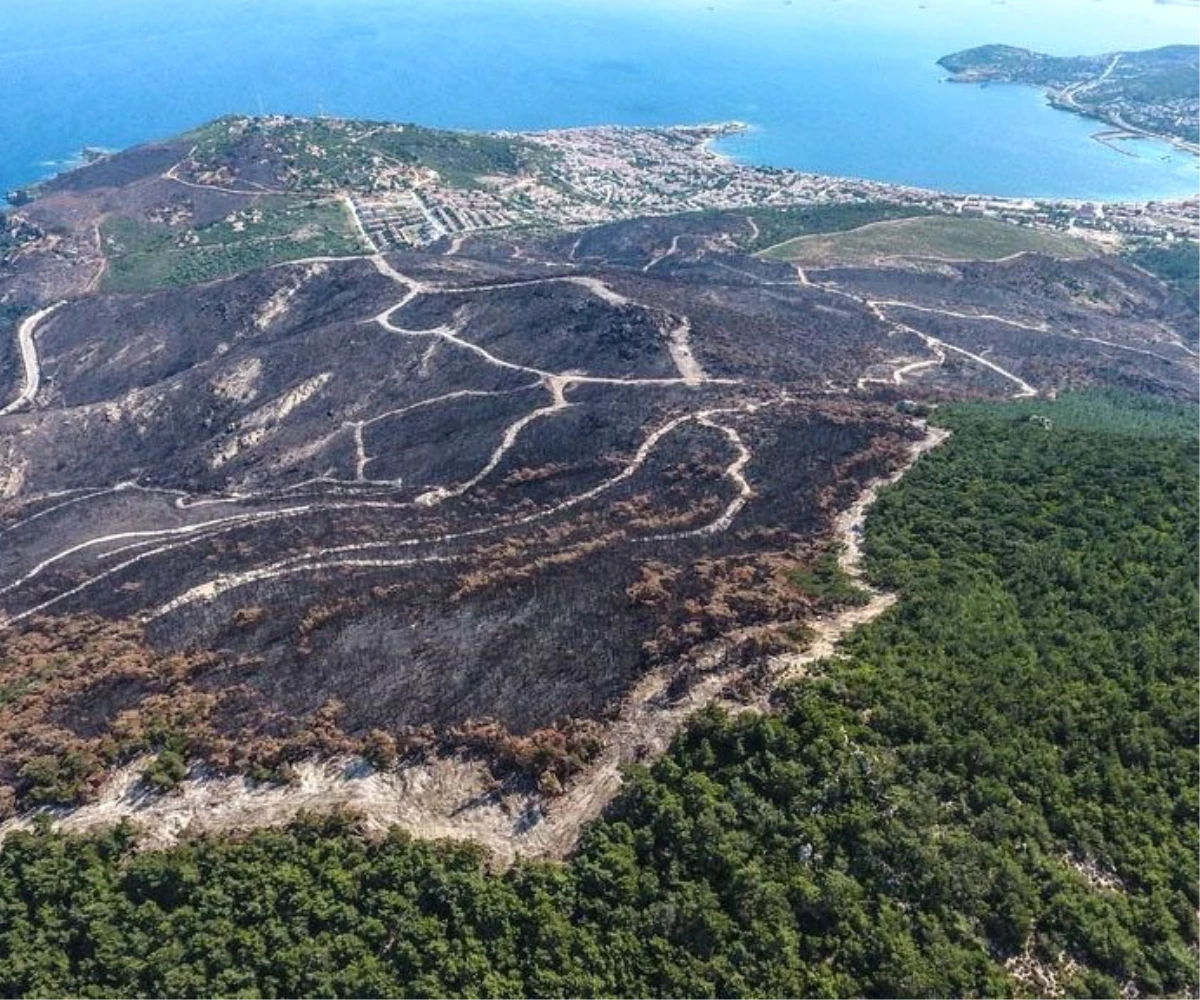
1046 94 1200 158
696 120 751 159
939 49 1200 166
8 83 1200 210
9 116 1198 243
710 115 1198 207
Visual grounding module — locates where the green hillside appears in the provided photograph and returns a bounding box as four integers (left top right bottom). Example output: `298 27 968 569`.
761 215 1097 264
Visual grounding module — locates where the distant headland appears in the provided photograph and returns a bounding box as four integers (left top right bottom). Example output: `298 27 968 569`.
939 43 1200 155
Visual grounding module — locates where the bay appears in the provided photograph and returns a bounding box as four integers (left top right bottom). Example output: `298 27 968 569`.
0 0 1196 201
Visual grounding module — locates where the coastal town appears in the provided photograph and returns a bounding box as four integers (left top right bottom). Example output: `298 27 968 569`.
342 119 1199 252
6 113 1197 266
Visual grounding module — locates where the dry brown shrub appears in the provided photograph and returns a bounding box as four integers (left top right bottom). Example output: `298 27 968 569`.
232 606 266 626
626 562 681 608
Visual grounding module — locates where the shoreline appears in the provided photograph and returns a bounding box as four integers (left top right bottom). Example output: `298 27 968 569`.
1045 93 1200 159
706 119 1199 208
6 111 1199 214
536 114 1198 207
938 48 1200 180
8 116 1198 227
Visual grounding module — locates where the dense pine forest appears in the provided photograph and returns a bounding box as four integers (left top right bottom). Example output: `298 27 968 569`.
0 392 1195 999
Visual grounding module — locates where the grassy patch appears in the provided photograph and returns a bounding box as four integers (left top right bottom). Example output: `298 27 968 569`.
743 202 935 253
788 547 872 605
100 197 368 292
761 214 1097 264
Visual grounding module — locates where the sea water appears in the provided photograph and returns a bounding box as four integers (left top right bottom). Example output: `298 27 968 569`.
0 0 1196 201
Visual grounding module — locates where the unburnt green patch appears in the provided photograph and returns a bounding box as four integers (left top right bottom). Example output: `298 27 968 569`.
787 546 872 606
188 115 557 193
741 202 935 253
761 214 1097 265
100 197 368 292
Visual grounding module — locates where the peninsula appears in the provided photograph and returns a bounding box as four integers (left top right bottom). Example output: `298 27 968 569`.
939 43 1200 153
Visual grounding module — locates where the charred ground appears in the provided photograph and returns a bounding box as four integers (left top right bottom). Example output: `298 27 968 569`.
0 120 1196 815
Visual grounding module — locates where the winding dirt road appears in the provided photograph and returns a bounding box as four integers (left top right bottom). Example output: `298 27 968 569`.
0 257 744 628
0 238 1048 638
769 422 951 683
0 418 951 862
0 302 65 416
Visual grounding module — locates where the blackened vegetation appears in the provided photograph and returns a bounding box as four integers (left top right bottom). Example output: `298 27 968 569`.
818 252 1199 399
1 203 1196 814
167 405 900 734
36 144 184 197
0 226 921 808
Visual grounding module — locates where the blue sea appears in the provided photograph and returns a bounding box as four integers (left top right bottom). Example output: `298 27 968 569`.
1 0 1197 201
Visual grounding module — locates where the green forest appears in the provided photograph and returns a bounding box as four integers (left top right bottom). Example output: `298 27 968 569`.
0 392 1195 998
1123 240 1200 314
